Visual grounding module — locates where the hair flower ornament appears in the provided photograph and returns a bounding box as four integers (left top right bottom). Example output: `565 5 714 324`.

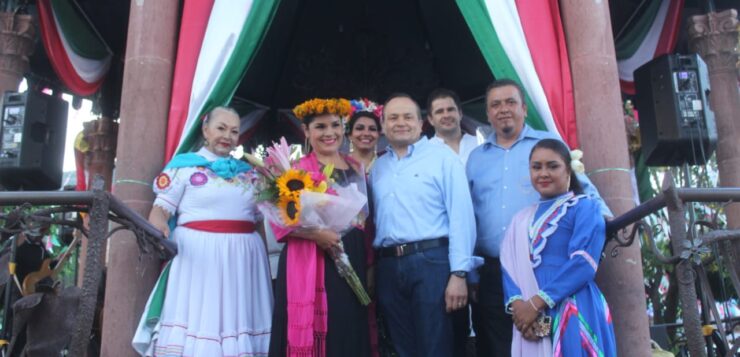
292 98 352 120
570 149 585 174
349 98 383 119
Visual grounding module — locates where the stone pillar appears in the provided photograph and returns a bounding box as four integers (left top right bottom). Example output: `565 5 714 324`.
0 12 34 96
688 10 740 272
99 0 179 355
77 117 118 287
559 1 651 356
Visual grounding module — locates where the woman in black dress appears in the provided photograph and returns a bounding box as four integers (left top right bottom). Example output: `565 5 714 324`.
269 99 371 357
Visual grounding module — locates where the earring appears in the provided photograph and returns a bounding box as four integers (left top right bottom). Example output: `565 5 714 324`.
349 140 354 153
304 137 311 153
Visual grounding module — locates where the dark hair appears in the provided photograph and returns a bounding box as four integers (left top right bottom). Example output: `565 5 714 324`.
347 111 381 135
529 138 584 195
485 79 526 104
302 112 344 127
382 93 422 121
426 88 461 114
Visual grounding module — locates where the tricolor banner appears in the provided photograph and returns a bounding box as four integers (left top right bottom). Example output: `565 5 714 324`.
616 0 683 94
164 0 280 160
37 0 112 96
456 0 578 148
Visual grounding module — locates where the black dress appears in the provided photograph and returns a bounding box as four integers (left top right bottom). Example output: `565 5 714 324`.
269 167 371 357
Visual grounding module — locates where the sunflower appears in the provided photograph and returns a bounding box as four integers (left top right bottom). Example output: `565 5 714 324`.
278 195 301 226
276 169 314 198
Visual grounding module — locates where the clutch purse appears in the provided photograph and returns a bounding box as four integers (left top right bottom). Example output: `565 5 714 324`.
532 314 552 337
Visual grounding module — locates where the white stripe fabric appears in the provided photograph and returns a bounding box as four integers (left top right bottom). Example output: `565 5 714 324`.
570 250 598 272
482 0 561 140
177 0 256 151
618 0 670 83
52 10 111 83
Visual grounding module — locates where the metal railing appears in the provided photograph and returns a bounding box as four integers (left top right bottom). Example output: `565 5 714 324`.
0 177 175 356
606 173 740 357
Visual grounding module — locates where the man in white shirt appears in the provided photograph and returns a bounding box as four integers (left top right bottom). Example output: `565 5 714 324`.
427 88 480 166
426 88 478 356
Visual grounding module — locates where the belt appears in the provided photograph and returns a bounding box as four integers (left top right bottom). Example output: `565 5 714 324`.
378 238 448 258
182 220 256 233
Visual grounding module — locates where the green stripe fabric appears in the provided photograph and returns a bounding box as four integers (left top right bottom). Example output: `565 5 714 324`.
144 261 171 326
615 0 662 60
50 0 108 60
178 0 280 153
455 0 547 131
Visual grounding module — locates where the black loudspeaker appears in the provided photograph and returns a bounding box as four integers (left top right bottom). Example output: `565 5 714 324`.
634 54 716 166
0 91 69 190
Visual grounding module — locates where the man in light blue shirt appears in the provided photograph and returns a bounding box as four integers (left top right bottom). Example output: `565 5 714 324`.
371 93 476 357
466 79 610 357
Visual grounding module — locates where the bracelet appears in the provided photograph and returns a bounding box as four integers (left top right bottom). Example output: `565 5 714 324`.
528 299 539 312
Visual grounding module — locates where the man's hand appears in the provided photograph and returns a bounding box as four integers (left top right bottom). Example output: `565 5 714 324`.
445 275 468 312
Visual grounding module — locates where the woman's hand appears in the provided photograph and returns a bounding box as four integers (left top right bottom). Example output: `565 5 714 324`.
511 299 540 333
291 228 340 250
522 326 542 341
149 206 171 239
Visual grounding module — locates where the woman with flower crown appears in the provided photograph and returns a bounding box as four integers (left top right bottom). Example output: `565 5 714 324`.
268 98 372 357
132 107 273 356
347 99 383 174
501 139 617 357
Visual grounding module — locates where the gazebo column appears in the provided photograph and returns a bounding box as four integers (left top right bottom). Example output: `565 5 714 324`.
560 1 651 356
688 10 740 274
0 12 34 95
99 0 179 355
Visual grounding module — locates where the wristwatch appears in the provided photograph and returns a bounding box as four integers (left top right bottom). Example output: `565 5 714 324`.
451 271 467 279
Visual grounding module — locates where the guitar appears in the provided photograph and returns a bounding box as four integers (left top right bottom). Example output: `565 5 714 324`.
21 236 80 296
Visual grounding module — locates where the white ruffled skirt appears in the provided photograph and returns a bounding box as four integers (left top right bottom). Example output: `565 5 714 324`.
132 226 273 356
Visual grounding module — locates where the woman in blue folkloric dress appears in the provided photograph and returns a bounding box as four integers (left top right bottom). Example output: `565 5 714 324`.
501 139 617 357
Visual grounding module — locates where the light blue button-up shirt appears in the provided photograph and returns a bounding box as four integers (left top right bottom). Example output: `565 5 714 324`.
370 136 476 272
466 125 611 259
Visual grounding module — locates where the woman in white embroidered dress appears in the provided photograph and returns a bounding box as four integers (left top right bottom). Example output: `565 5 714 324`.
132 107 273 356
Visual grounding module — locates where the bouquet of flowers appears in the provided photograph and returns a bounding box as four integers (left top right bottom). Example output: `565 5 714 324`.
245 137 371 305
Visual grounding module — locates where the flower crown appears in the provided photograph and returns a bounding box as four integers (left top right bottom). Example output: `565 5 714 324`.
570 149 585 174
292 98 352 121
349 98 383 120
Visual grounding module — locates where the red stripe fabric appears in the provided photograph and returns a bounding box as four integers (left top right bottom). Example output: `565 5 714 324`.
74 148 86 191
620 79 636 95
37 0 101 95
655 0 684 57
164 0 216 161
620 0 683 94
514 0 578 148
182 220 256 233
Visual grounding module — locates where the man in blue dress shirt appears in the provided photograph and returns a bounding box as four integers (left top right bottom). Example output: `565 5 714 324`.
466 79 610 357
371 93 476 357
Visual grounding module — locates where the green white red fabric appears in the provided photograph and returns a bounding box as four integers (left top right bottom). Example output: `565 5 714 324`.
456 0 578 148
37 0 112 96
164 0 279 160
617 0 684 94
